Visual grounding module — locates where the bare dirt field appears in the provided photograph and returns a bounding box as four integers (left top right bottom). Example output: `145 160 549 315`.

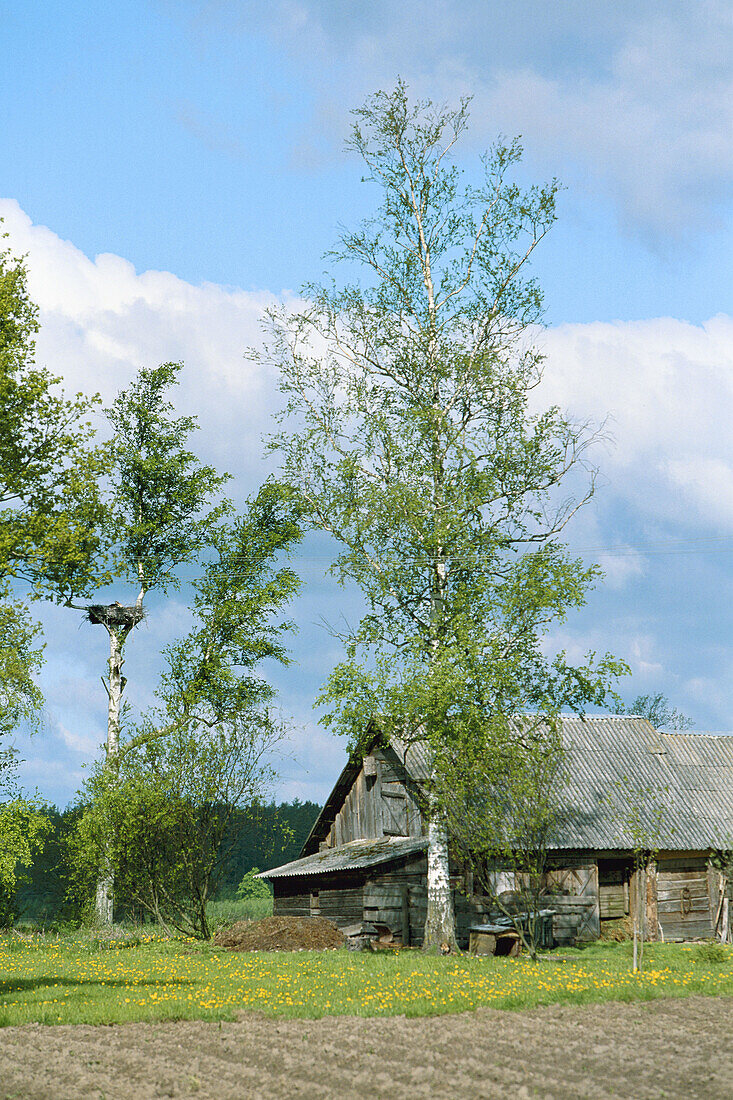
1 995 732 1099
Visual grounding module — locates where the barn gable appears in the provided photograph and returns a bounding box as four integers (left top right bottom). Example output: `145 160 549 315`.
301 737 428 856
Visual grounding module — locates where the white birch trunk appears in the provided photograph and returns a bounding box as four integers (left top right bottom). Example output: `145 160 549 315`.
424 814 458 951
95 626 123 926
421 550 458 951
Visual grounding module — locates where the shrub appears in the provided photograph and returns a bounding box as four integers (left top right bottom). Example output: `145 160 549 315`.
695 941 728 964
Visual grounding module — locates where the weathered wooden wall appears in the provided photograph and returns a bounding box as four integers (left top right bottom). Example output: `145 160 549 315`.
364 852 429 946
657 855 713 940
274 853 606 948
324 747 424 848
274 872 366 926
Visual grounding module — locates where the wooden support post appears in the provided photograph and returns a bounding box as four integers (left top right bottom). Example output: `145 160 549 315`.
645 860 658 942
401 885 410 947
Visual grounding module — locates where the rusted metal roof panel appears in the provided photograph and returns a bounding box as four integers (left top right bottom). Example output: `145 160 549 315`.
259 835 428 879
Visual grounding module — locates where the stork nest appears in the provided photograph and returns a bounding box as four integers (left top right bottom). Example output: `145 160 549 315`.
86 602 145 627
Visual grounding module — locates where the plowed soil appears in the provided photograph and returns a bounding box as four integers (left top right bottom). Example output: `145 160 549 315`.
2 995 733 1099
212 916 345 951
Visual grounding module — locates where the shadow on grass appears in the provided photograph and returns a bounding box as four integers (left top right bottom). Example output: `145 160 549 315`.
0 976 193 995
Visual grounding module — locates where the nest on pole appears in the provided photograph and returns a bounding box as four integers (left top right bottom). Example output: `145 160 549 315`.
86 602 145 628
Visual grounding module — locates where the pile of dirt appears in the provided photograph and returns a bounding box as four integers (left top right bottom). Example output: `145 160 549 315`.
599 916 633 942
212 915 346 952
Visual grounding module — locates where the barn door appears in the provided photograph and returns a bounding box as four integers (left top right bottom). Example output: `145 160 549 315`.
380 758 410 836
657 857 712 940
546 862 600 941
598 860 630 919
381 790 408 835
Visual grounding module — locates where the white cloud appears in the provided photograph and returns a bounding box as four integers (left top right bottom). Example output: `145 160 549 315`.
55 723 99 756
540 314 733 534
475 4 733 236
664 458 733 528
0 198 290 496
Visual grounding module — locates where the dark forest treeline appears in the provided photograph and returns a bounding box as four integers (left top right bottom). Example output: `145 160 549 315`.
13 799 321 924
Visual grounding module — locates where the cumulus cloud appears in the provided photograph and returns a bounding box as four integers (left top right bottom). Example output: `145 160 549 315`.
0 198 289 495
540 314 733 534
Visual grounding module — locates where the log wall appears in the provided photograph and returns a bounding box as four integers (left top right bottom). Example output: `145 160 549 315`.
274 872 366 926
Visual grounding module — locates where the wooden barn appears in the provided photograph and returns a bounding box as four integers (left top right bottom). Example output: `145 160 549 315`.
260 716 733 948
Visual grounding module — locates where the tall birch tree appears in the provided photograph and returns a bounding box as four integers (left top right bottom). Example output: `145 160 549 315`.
266 84 620 950
72 481 302 937
75 362 229 923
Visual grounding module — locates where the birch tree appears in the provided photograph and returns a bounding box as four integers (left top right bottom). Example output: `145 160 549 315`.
72 481 302 937
266 83 620 950
75 362 229 923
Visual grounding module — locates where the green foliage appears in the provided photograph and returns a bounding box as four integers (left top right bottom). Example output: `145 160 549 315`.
0 596 43 749
235 868 272 901
145 479 304 737
69 481 303 936
71 717 283 938
0 799 51 927
0 232 104 809
266 83 626 812
206 896 273 930
437 716 565 958
0 232 107 600
14 800 319 921
104 361 231 599
215 798 320 897
619 692 694 731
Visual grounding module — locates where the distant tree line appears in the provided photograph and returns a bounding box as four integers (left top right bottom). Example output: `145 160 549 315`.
9 799 320 926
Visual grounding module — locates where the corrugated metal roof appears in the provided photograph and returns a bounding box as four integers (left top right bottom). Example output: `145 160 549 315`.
388 716 733 850
292 716 733 867
554 716 733 850
259 835 427 879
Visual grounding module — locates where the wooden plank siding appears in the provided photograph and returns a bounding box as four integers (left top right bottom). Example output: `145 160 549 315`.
323 747 425 849
657 856 713 940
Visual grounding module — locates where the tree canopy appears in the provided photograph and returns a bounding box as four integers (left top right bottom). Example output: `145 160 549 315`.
0 234 105 599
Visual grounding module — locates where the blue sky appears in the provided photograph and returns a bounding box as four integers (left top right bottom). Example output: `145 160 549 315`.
2 0 732 807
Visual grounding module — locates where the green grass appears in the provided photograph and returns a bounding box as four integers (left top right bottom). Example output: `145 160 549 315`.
12 896 273 937
1 934 733 1028
206 896 273 928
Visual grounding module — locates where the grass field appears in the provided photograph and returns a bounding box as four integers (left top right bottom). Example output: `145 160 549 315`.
2 933 733 1028
205 896 273 926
